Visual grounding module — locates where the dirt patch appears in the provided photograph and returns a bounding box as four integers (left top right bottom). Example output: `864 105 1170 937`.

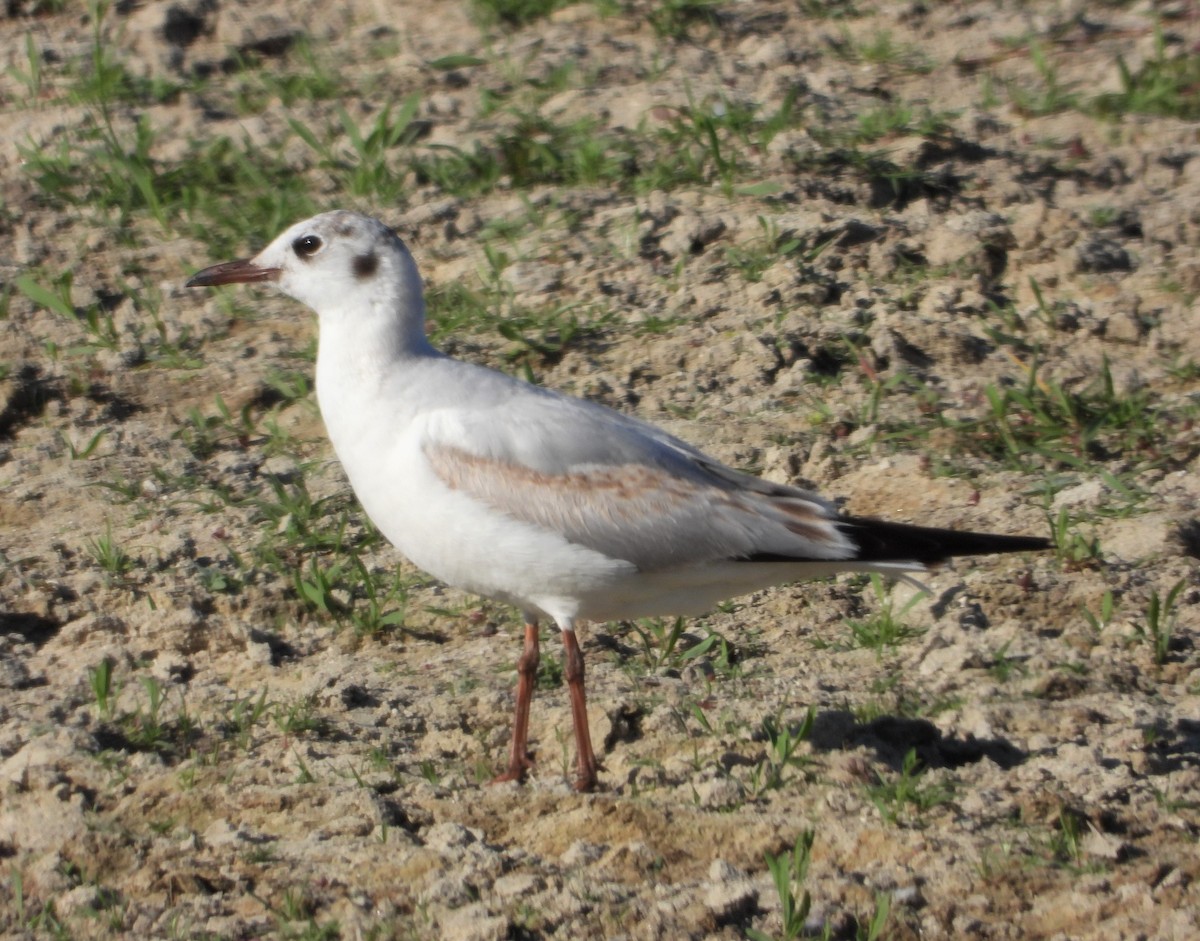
1 1 1198 939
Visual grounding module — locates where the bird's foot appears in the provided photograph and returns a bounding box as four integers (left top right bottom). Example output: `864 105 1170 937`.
491 753 534 786
572 756 600 793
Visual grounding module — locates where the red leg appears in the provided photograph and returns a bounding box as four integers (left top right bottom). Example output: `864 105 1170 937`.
492 619 539 785
562 628 599 792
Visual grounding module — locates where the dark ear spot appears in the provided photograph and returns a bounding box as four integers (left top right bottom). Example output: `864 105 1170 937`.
353 251 379 280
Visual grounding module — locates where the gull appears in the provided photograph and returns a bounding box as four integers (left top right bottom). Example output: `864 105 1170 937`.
187 210 1050 792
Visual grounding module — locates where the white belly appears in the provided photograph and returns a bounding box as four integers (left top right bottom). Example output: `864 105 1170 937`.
329 416 634 624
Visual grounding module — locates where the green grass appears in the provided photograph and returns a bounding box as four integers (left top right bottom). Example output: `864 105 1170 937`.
293 552 410 637
85 524 134 582
797 0 859 17
268 886 339 941
15 270 120 352
68 0 186 109
425 281 497 341
413 88 806 199
288 96 423 203
724 215 833 283
426 266 629 368
414 111 630 196
534 652 564 690
471 0 576 27
0 7 1195 941
500 302 618 364
918 356 1189 479
987 641 1029 683
1081 589 1117 633
859 294 1195 496
851 101 957 143
8 33 45 101
88 659 117 721
747 709 816 794
255 489 366 566
851 673 962 724
22 115 316 252
836 29 934 74
844 578 927 651
84 661 199 757
274 695 328 736
14 0 810 249
866 748 956 825
811 575 927 653
220 688 273 750
145 429 417 637
124 676 172 751
640 89 805 196
12 4 317 252
1049 506 1103 567
648 0 726 40
748 830 894 941
610 617 735 679
1133 580 1186 666
1007 43 1080 116
993 31 1199 121
791 140 956 208
747 829 820 941
1091 30 1200 120
1042 805 1107 873
231 38 345 113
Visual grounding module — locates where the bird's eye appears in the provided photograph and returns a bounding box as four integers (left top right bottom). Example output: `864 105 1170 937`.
292 234 323 258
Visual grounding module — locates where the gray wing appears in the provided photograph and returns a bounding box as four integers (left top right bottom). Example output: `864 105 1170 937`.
419 378 856 571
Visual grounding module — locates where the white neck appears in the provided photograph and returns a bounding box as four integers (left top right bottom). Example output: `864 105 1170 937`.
312 256 442 457
318 243 437 365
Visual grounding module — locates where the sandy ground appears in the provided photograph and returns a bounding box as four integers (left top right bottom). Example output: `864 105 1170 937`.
1 1 1198 939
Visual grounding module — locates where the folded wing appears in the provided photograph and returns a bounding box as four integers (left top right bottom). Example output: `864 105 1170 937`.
418 379 1048 573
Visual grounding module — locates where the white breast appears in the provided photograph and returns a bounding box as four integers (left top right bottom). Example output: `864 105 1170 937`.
319 376 634 623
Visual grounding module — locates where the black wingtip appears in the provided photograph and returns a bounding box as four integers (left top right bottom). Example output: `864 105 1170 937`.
840 516 1051 565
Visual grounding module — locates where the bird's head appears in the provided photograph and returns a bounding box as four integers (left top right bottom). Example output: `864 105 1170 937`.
186 210 422 321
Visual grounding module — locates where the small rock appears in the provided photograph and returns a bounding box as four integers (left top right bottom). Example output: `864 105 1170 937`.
739 35 789 68
0 654 34 691
1081 826 1130 861
491 872 544 900
1153 866 1184 893
55 884 113 919
436 902 508 941
1102 309 1144 342
561 840 606 867
956 599 988 631
704 878 758 924
1051 478 1105 511
262 455 300 481
925 211 1013 267
201 818 244 848
891 884 925 908
217 10 300 60
1100 513 1177 561
125 0 216 75
424 821 481 851
659 213 727 258
708 858 741 881
695 775 746 809
420 872 476 909
1076 237 1133 273
501 260 563 296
